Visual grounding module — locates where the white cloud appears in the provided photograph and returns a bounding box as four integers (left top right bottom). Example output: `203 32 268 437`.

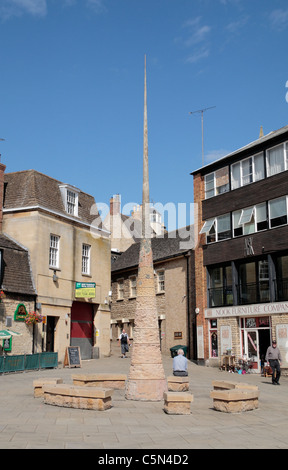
269 9 288 31
205 149 229 163
0 0 47 19
183 17 211 46
0 0 107 20
185 47 210 64
178 16 211 64
86 0 106 12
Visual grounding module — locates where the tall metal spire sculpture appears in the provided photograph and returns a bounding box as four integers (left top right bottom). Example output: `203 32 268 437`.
125 56 167 401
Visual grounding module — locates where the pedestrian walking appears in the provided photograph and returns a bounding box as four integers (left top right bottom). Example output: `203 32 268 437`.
265 339 282 385
118 329 130 358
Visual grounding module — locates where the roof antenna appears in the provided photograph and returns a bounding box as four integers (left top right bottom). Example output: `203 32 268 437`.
189 106 215 166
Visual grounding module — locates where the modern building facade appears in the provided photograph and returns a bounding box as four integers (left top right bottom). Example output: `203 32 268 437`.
192 125 288 373
2 169 111 362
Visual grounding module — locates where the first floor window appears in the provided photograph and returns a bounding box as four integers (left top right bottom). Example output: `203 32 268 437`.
49 235 60 268
82 244 91 275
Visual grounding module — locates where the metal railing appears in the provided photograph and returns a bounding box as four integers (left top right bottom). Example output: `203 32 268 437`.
0 352 58 374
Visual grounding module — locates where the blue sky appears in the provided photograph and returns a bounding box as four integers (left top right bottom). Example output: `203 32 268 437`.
0 0 287 230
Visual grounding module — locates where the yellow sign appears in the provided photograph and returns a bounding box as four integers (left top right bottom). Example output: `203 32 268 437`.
75 282 96 298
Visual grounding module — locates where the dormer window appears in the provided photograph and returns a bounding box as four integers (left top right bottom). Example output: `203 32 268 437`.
59 184 80 217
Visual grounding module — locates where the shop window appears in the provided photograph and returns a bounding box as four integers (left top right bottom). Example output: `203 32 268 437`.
209 320 218 358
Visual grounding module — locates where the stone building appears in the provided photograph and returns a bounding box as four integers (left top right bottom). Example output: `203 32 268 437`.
2 169 111 362
192 125 288 372
104 194 165 255
0 233 36 355
110 227 195 357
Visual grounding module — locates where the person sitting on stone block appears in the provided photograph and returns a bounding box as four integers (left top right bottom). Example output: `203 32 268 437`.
173 349 188 376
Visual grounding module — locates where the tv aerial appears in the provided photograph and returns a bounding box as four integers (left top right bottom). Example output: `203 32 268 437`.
189 106 216 166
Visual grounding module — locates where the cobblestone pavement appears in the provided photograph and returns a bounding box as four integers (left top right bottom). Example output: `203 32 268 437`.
0 346 287 450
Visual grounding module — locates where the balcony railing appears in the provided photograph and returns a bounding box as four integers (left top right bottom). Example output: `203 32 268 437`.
238 282 270 305
208 278 288 307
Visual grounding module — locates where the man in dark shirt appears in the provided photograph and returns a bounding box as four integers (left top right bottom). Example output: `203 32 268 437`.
265 340 282 385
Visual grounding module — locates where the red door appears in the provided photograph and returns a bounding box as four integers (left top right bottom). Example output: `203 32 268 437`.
71 302 94 360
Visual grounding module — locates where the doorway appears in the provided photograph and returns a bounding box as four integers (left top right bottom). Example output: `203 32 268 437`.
46 316 56 352
241 317 271 373
71 302 94 360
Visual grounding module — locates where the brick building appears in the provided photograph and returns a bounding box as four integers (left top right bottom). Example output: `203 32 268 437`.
192 125 288 372
110 227 195 357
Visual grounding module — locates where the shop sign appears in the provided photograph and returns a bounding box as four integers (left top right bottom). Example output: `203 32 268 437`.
75 282 96 299
205 301 288 319
14 304 28 322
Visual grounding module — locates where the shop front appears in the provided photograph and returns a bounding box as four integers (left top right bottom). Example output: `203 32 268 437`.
205 301 288 373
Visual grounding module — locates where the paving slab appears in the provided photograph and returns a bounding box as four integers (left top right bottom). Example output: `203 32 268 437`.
0 345 288 450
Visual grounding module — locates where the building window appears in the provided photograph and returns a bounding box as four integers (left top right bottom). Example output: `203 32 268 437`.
269 196 287 228
266 142 288 177
238 258 270 305
129 276 137 298
59 185 79 217
231 153 264 190
49 235 60 268
67 190 76 215
82 244 91 275
275 254 288 301
204 167 229 199
208 265 233 307
157 270 165 293
232 203 268 237
200 214 231 243
117 279 124 300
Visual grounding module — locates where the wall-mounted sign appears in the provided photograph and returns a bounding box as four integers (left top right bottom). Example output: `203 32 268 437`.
205 301 288 319
3 337 12 352
14 304 28 322
244 237 254 256
75 282 96 299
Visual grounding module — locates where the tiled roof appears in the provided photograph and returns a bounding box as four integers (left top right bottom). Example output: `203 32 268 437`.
111 226 194 272
0 233 36 296
3 170 99 225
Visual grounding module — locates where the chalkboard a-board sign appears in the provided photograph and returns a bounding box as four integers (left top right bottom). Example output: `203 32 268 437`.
64 346 82 368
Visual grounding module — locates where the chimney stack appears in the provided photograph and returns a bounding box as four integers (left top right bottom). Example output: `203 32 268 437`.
110 194 121 216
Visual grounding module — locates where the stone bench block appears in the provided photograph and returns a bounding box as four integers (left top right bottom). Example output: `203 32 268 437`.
43 384 113 411
167 376 189 392
72 373 127 390
163 392 193 415
212 380 258 391
210 389 259 413
33 378 63 398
